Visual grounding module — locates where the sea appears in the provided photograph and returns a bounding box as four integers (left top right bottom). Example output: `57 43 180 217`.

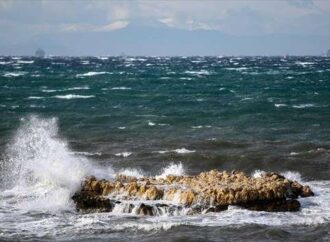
0 56 329 241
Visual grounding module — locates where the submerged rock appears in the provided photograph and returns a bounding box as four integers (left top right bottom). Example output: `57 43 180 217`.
72 170 314 215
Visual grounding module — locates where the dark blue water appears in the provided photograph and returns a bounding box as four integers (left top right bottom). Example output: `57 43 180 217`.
0 56 329 241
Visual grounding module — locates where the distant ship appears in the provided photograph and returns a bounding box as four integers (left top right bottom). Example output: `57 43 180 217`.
35 48 45 58
327 49 330 57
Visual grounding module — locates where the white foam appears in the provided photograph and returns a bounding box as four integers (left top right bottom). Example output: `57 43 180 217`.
251 170 265 178
115 152 132 157
76 71 110 77
53 94 95 99
117 168 144 178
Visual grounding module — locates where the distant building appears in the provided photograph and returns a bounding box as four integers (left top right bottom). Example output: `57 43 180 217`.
35 48 45 58
327 49 330 57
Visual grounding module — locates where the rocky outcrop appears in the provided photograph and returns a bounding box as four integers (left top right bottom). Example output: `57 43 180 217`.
72 170 313 215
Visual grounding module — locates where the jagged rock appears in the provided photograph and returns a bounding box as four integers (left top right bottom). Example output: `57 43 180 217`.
72 170 314 214
240 199 301 212
72 193 113 212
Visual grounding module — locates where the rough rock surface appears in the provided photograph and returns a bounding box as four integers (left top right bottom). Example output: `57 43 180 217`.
72 170 314 215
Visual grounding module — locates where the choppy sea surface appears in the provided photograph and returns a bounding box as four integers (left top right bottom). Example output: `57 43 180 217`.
0 56 329 241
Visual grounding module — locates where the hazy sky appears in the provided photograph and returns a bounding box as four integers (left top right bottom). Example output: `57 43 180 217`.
1 0 330 56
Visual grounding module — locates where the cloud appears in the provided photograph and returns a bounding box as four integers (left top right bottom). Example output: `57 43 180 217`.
94 21 129 32
0 0 330 39
60 21 129 33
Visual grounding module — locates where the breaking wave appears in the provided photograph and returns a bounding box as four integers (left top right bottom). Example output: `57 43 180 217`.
0 115 114 211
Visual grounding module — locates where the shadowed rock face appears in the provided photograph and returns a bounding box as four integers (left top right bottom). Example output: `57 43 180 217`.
72 170 313 215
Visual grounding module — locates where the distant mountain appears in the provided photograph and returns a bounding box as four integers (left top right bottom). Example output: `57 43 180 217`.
1 24 330 56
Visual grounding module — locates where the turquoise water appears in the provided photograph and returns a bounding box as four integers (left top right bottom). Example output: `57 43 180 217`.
0 56 329 241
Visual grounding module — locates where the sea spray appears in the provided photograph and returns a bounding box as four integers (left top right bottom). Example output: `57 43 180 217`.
156 162 185 179
0 115 114 211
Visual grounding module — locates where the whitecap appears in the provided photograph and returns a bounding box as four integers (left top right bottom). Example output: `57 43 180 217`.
3 72 26 77
97 57 109 60
111 87 132 90
66 86 90 90
0 61 12 65
225 67 249 71
153 150 170 154
53 94 95 99
295 61 315 67
289 152 299 156
241 97 253 101
274 103 287 108
74 151 102 156
17 60 34 64
76 71 110 77
185 70 210 76
179 77 193 80
42 89 58 93
292 104 316 109
148 121 156 126
27 96 44 100
173 148 195 154
192 125 203 129
115 152 132 158
154 148 195 154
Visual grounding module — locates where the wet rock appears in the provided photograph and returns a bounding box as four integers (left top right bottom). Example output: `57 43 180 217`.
136 203 154 216
72 192 113 212
240 199 301 212
72 170 314 214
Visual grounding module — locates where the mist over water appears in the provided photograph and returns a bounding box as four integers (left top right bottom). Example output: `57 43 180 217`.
0 56 329 241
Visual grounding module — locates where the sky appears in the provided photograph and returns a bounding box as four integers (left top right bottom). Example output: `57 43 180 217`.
0 0 330 56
